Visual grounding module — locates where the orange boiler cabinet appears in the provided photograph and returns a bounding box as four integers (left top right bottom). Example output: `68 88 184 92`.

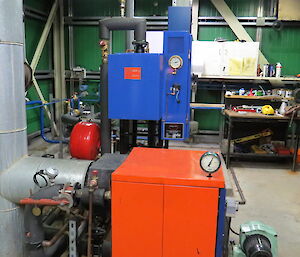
112 147 226 257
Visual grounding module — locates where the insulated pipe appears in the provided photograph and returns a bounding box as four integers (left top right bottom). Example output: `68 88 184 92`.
99 17 147 154
0 156 91 204
126 0 135 50
0 1 28 256
99 17 146 41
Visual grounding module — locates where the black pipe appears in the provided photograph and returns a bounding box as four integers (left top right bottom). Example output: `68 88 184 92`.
99 17 146 41
24 185 68 257
61 113 81 125
99 17 147 154
100 62 111 154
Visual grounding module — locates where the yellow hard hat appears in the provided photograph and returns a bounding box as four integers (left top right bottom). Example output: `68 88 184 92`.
262 105 275 115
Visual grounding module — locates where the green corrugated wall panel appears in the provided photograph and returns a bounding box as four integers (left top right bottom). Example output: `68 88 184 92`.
198 25 257 41
74 26 100 69
135 0 171 16
73 26 126 70
199 0 258 17
73 0 120 16
73 0 171 17
24 1 53 134
25 19 51 70
24 0 53 13
261 27 300 76
194 90 222 131
26 81 52 134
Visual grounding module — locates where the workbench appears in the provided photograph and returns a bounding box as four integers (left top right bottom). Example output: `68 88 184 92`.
222 110 300 171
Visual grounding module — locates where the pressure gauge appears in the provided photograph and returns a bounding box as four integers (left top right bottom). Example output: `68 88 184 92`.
200 152 221 176
168 55 183 69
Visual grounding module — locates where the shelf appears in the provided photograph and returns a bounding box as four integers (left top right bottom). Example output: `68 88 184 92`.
190 103 225 109
197 75 300 81
228 152 293 159
225 95 294 101
195 75 300 87
223 110 291 120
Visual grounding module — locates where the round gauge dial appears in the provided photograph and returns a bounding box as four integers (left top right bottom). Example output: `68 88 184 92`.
200 152 221 175
168 55 183 69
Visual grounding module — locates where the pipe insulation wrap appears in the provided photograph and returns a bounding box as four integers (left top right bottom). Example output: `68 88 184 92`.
0 156 91 203
0 44 27 172
0 197 25 257
99 17 146 41
0 0 24 43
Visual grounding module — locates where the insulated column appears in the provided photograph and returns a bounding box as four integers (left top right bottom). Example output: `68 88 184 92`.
0 0 27 256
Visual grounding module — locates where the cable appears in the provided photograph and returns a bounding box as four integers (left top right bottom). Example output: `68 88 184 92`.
226 218 240 236
33 170 48 188
230 226 240 236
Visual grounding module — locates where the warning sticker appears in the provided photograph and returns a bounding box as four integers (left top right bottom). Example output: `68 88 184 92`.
124 67 141 80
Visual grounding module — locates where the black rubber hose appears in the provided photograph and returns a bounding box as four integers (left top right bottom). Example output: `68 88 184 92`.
24 185 65 257
99 17 146 41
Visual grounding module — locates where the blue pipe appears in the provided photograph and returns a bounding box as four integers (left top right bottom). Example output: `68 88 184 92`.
39 107 67 144
26 100 42 105
25 100 67 144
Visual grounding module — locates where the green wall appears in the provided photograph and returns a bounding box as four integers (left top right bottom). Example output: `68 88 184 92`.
25 0 300 133
24 0 53 134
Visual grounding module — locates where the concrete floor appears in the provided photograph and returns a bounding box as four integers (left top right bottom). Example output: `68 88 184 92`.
170 139 300 257
231 162 300 257
29 135 300 256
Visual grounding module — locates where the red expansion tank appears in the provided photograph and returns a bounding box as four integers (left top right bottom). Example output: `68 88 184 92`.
69 121 101 160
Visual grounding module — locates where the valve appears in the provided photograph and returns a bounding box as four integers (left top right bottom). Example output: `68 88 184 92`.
169 83 181 103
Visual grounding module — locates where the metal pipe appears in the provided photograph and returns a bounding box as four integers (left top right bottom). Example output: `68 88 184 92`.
24 185 66 257
87 191 94 257
126 0 135 50
99 17 147 41
42 223 68 247
229 167 246 205
40 107 68 144
0 156 91 204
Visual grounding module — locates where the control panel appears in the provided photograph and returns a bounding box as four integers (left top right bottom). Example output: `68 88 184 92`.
161 31 192 140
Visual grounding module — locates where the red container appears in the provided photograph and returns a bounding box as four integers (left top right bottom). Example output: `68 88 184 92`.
70 122 101 160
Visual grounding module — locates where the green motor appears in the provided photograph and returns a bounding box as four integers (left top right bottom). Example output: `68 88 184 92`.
232 221 278 257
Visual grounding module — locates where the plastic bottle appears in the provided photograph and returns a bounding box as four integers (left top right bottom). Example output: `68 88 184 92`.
276 62 282 78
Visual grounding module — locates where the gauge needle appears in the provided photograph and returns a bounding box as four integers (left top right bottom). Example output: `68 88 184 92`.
208 158 213 167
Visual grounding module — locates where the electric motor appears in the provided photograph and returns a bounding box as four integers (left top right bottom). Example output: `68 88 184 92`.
232 221 278 257
243 234 272 257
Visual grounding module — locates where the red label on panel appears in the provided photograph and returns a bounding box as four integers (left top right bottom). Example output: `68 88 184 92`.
124 67 141 80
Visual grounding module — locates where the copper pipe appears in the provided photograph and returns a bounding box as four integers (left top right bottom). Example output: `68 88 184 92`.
42 222 68 247
87 190 94 257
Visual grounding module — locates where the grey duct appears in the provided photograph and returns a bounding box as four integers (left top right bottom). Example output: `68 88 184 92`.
99 17 147 154
0 1 90 256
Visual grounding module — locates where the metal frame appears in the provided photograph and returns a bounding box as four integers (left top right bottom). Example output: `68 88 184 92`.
29 0 60 136
64 15 277 28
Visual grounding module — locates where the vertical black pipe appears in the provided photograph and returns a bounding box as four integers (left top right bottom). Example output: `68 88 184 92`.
148 121 156 147
100 62 111 154
120 120 130 154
